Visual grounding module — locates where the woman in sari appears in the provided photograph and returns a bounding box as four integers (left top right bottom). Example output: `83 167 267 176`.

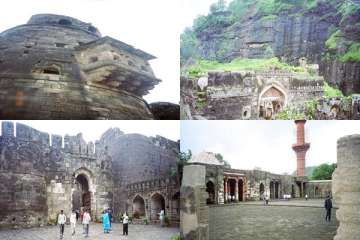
102 210 111 234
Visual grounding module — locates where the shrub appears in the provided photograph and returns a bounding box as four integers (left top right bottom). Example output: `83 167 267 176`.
324 82 344 98
339 43 360 62
325 30 341 50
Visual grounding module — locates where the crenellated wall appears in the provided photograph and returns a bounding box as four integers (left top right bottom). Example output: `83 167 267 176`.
0 121 179 229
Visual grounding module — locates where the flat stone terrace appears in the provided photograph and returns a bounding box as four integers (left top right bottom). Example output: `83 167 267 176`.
209 199 338 240
0 223 179 240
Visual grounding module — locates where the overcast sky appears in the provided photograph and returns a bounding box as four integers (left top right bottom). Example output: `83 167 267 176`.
181 120 360 174
0 0 180 104
0 120 180 143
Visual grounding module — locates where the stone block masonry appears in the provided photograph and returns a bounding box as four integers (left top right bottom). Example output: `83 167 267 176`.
332 134 360 240
0 14 178 119
0 121 180 229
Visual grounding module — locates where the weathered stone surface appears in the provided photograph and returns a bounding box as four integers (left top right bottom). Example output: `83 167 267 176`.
149 102 180 120
332 134 360 240
180 164 209 240
0 122 180 229
0 14 173 119
181 71 323 119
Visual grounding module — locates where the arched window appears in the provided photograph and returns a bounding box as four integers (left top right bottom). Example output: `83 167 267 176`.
58 19 72 26
43 66 60 75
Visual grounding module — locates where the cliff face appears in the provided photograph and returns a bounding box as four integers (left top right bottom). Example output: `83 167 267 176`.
183 0 360 95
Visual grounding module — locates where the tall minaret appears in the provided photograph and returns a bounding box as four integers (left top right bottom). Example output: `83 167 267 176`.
292 120 310 177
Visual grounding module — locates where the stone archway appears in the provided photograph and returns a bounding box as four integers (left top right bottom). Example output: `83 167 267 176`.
259 183 265 199
259 85 286 119
72 168 95 216
72 174 91 213
206 181 215 204
150 193 165 220
228 179 236 202
132 195 145 219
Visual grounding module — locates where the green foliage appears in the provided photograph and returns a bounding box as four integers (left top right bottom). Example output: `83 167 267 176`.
171 235 182 240
178 150 192 183
143 218 149 225
338 0 360 19
339 43 360 62
180 28 199 64
311 163 337 180
210 0 227 13
260 14 278 22
264 45 275 58
275 107 307 120
215 153 231 168
325 30 341 50
187 57 306 78
324 82 344 98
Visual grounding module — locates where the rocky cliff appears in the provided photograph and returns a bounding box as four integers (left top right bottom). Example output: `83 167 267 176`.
181 0 360 95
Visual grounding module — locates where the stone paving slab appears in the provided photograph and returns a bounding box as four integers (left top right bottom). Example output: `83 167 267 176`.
209 201 338 240
0 223 179 240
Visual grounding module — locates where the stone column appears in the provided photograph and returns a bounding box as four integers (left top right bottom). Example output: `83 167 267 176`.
333 134 360 240
224 178 228 203
235 178 239 201
181 164 209 240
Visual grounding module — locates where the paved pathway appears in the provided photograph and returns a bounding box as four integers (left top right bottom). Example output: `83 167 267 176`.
209 199 338 240
0 223 179 240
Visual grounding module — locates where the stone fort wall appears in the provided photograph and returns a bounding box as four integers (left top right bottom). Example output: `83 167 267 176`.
181 71 323 119
0 121 180 229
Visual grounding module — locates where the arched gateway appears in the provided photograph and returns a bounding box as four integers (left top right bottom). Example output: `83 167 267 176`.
72 168 95 215
259 85 287 119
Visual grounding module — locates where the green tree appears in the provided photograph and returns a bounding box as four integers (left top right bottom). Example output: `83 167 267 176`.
215 153 231 168
210 0 227 13
311 163 337 180
176 150 192 183
180 28 199 64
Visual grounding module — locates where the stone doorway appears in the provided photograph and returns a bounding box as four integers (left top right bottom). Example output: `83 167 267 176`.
238 179 244 201
228 179 236 202
150 193 165 220
259 183 265 199
132 195 146 219
259 86 286 119
206 181 216 204
72 174 91 213
275 182 279 199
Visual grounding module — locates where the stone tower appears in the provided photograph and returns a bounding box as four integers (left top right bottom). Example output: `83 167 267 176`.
292 120 310 176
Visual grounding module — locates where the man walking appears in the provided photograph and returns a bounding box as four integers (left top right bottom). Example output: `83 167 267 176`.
123 212 129 236
265 194 269 205
57 210 66 239
82 209 91 237
324 195 333 222
70 210 77 236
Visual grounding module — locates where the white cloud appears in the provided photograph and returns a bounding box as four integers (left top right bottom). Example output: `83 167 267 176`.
0 0 179 103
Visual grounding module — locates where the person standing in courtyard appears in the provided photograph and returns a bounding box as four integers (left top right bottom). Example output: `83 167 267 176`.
102 210 111 234
305 194 308 201
159 209 165 227
82 209 91 237
324 195 333 222
108 208 113 230
265 194 269 205
123 212 129 236
57 210 66 239
70 210 77 236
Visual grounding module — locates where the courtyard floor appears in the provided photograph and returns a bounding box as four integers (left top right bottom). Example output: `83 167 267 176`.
0 223 179 240
209 199 338 240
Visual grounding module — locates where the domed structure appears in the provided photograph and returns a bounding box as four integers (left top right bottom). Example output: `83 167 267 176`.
0 14 166 119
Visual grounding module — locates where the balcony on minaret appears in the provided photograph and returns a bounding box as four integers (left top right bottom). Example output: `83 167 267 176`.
74 36 161 97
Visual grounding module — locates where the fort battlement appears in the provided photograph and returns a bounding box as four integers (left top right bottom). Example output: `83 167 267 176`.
1 121 97 157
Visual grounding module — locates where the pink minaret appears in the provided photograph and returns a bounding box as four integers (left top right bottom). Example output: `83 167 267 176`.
292 120 310 177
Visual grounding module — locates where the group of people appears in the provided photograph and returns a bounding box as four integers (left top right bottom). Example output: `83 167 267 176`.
57 209 91 239
57 208 130 239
